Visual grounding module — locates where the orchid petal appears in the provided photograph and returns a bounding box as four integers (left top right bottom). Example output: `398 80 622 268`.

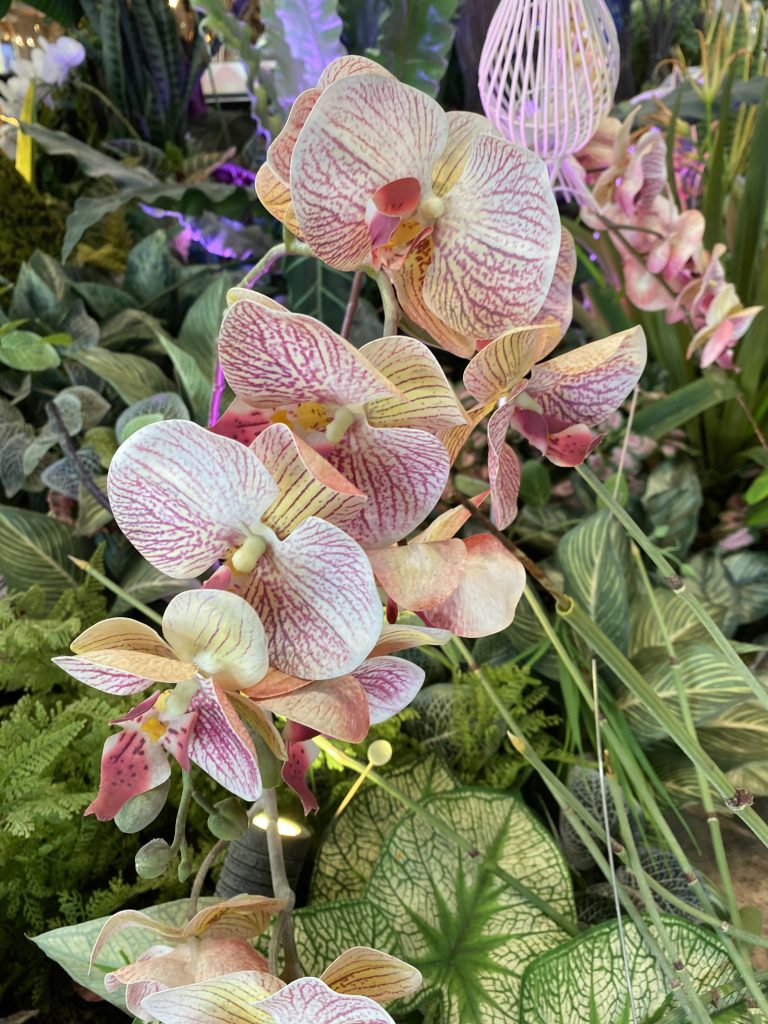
219 300 396 408
317 54 394 88
141 971 284 1024
53 656 151 695
240 516 380 679
527 326 646 426
361 335 469 431
487 403 522 530
71 617 173 658
158 709 197 772
426 535 525 637
371 622 452 656
251 424 367 538
128 977 170 1022
242 667 317 700
463 325 553 403
291 74 447 270
353 656 424 723
86 729 171 822
368 540 466 610
63 648 197 683
184 895 285 940
91 914 183 971
532 228 576 349
108 420 279 578
161 589 268 691
509 407 549 457
325 419 449 547
267 87 321 183
211 398 271 446
432 111 500 196
228 692 288 762
438 402 492 464
188 681 262 801
412 492 487 543
107 946 191 991
320 946 422 1003
261 674 370 742
254 163 302 237
282 738 319 814
256 977 396 1024
545 424 602 467
424 135 560 337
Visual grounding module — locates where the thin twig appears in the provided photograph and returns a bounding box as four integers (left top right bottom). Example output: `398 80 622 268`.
339 271 364 340
736 392 768 453
189 839 227 919
46 401 111 512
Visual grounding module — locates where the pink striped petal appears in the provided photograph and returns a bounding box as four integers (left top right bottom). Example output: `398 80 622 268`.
267 87 321 184
158 709 197 772
142 972 290 1024
412 493 487 543
324 419 449 547
508 407 549 457
219 300 396 408
282 738 320 814
487 404 522 530
184 895 285 941
258 977 396 1024
368 540 466 611
53 656 151 695
86 729 171 821
424 135 560 337
320 946 422 1003
425 535 525 637
317 54 394 88
108 420 279 578
239 517 380 679
161 590 269 691
371 623 452 656
463 325 553 403
353 656 424 723
526 326 647 426
532 227 576 350
261 675 370 742
432 111 501 195
211 398 271 446
291 74 447 270
361 335 468 431
188 680 262 800
251 424 367 537
255 162 303 237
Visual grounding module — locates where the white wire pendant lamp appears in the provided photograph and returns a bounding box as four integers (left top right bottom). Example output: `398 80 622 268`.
478 0 620 197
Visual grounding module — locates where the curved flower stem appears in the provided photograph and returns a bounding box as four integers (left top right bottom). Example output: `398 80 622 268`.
339 270 364 339
188 838 227 919
374 271 401 336
262 787 303 981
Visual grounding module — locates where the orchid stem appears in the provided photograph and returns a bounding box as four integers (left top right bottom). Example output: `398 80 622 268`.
374 271 401 336
68 557 163 626
188 839 227 919
262 787 303 981
340 270 364 339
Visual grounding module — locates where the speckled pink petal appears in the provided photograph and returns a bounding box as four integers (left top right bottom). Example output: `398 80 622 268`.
291 74 447 270
251 423 367 538
108 420 279 579
240 517 380 679
211 398 271 446
463 325 552 403
361 335 468 432
425 535 526 637
52 656 151 695
353 656 424 723
368 540 466 610
545 424 602 467
526 326 646 426
219 300 396 408
317 54 395 88
267 87 321 184
424 136 560 337
86 728 171 821
188 680 262 801
261 674 370 742
324 418 449 547
487 404 522 530
257 977 396 1024
282 739 320 815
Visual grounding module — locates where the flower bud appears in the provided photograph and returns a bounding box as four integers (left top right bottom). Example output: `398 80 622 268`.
135 838 172 878
208 797 249 840
114 780 170 834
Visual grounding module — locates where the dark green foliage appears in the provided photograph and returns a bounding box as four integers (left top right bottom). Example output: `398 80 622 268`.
0 158 65 283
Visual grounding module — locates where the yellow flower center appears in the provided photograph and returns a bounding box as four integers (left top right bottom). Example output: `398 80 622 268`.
140 715 168 743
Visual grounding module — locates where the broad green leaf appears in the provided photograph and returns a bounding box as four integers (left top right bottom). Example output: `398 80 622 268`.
519 915 737 1024
294 899 401 974
631 376 738 439
115 392 190 443
68 348 174 405
310 756 457 902
371 0 461 97
558 511 631 654
110 556 196 614
642 459 702 556
20 123 159 188
178 275 231 376
473 595 561 681
156 334 211 424
684 550 768 637
698 700 768 767
519 461 552 508
630 588 706 656
123 231 176 306
0 507 89 607
0 330 61 371
746 469 768 506
32 897 215 1008
9 261 62 324
285 257 356 334
71 281 139 319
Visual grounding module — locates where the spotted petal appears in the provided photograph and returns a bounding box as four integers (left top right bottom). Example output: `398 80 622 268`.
324 418 449 547
240 517 380 679
260 674 370 742
320 946 422 1003
463 325 553 403
368 540 466 610
425 535 525 637
487 403 522 530
361 336 468 432
353 657 424 724
188 680 262 801
86 723 177 822
526 326 646 426
291 74 447 270
211 398 272 446
161 589 269 691
108 420 279 578
219 300 396 408
141 972 283 1024
252 424 367 537
424 135 560 337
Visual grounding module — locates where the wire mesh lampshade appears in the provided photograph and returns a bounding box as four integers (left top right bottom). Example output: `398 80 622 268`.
478 0 620 192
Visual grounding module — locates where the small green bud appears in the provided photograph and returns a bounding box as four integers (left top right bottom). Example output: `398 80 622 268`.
207 797 249 840
135 838 172 878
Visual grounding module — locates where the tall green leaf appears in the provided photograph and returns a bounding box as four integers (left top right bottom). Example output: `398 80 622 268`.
19 124 158 188
67 348 174 405
372 0 461 96
0 507 88 607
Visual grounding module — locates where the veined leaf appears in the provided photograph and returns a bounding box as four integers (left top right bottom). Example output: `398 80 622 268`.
67 348 174 405
285 257 356 335
110 556 196 614
641 459 703 557
631 376 737 439
519 915 737 1024
0 507 89 607
294 899 401 975
699 700 768 767
371 0 461 97
631 588 706 656
684 550 768 637
20 123 159 188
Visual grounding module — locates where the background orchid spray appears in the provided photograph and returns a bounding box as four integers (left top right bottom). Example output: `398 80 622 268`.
46 55 646 1021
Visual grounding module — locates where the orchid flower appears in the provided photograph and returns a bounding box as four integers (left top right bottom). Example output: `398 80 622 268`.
107 419 381 679
90 895 284 1021
459 324 647 527
368 499 525 638
242 621 451 813
54 589 276 814
257 60 561 344
141 945 422 1024
216 293 465 546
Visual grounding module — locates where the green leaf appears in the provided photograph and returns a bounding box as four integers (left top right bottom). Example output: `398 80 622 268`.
294 899 402 975
9 261 61 324
732 79 768 299
519 915 737 1024
20 123 159 188
123 231 177 306
699 700 768 768
156 334 211 425
630 588 706 655
631 376 738 439
110 556 194 614
746 469 768 506
71 282 139 319
684 550 768 636
361 790 574 1024
285 257 357 334
116 392 190 443
371 0 461 97
68 348 174 405
0 330 61 371
519 461 552 508
641 459 703 556
558 511 631 654
0 507 88 607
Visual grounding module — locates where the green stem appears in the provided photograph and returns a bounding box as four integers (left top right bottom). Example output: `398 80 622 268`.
69 557 162 626
236 243 287 291
374 271 401 336
262 787 303 981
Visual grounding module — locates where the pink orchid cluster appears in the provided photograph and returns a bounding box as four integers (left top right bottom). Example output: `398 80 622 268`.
575 113 762 370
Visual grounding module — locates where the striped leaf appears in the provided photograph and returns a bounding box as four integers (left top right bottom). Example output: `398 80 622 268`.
630 588 706 656
0 506 89 607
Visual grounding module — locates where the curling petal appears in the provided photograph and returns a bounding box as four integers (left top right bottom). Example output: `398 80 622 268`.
463 325 553 403
53 656 151 695
371 622 453 657
368 540 466 611
261 674 370 743
141 971 286 1024
320 946 422 1003
353 656 424 723
188 681 262 801
487 403 522 530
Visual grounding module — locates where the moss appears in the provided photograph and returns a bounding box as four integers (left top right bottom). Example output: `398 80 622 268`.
0 156 65 284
